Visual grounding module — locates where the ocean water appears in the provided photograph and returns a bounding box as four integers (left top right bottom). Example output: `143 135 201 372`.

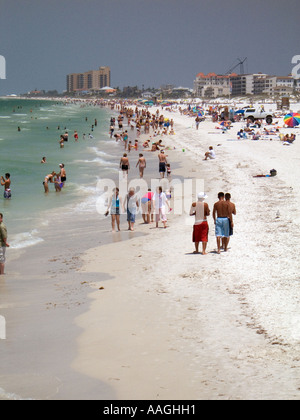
0 98 118 249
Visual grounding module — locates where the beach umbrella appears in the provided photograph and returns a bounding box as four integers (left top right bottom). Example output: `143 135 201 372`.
284 113 300 127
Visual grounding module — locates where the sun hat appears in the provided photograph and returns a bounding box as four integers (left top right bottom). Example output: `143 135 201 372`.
198 192 208 199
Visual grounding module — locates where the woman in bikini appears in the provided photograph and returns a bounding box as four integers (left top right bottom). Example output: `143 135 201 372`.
43 171 56 193
136 154 146 178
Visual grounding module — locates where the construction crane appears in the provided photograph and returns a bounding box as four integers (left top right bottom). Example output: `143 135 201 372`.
225 57 247 75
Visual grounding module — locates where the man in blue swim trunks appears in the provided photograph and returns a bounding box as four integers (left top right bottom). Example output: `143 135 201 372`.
213 192 232 254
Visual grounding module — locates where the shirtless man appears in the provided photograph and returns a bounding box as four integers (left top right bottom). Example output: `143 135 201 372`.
158 150 168 178
213 192 231 253
120 153 130 177
59 164 66 184
1 173 11 199
225 193 236 247
190 192 210 255
136 154 146 178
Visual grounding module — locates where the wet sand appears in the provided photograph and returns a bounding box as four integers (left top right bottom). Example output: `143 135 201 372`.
1 102 300 399
76 107 300 399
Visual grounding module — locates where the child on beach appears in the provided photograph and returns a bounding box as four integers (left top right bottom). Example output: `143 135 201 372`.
204 146 216 160
54 174 63 192
166 163 171 177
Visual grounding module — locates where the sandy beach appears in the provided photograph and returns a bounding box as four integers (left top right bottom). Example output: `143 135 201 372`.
1 99 300 399
73 102 300 399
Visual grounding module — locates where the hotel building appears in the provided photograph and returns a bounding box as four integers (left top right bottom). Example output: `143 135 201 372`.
66 66 111 93
194 72 300 98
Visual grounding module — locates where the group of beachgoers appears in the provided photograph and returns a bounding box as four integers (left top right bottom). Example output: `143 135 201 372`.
237 125 297 143
105 186 171 232
43 163 67 193
42 116 99 193
109 107 174 180
105 105 175 231
190 191 236 255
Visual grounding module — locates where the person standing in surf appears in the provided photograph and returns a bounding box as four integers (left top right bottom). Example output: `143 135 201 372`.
1 173 11 199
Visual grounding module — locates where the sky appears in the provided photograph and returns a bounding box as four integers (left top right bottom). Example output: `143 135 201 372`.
0 0 299 95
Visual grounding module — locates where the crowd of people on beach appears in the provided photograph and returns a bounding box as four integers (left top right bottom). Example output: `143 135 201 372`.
105 185 171 232
104 104 175 232
104 101 237 255
2 96 299 276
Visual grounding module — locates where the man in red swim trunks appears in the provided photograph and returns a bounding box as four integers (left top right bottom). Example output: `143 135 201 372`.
189 192 210 255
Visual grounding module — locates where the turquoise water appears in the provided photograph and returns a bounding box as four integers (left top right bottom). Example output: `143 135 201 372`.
0 98 117 248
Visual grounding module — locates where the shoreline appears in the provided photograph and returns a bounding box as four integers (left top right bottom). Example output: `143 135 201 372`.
75 107 300 399
1 100 300 399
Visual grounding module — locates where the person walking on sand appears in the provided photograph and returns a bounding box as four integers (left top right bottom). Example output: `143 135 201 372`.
213 192 231 254
225 192 236 247
189 192 210 255
120 153 130 177
123 130 129 150
141 189 154 224
124 187 139 231
153 186 170 228
158 150 168 178
1 173 11 199
105 187 122 232
136 154 146 178
0 213 10 275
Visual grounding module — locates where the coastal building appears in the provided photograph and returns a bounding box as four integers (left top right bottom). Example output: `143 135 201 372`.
193 73 236 98
274 76 294 96
252 73 277 96
66 66 111 93
230 74 254 96
194 72 299 98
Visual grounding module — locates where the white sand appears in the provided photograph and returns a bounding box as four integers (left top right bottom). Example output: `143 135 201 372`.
74 102 300 399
